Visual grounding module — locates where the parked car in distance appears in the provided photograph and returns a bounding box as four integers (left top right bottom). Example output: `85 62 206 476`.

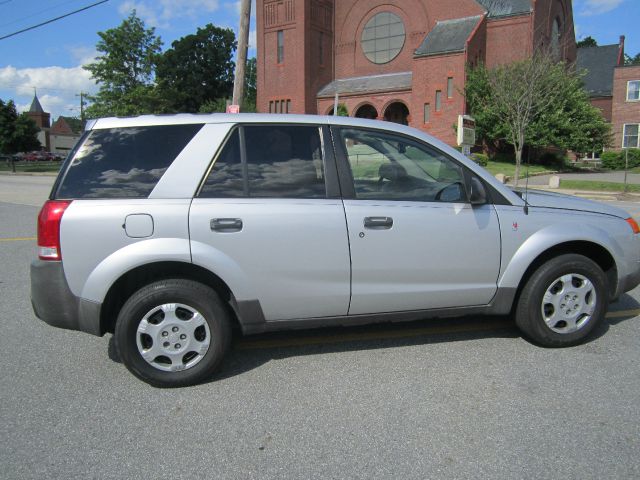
31 114 640 387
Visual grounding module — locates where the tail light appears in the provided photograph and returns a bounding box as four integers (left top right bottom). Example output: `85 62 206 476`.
626 217 640 234
37 200 71 260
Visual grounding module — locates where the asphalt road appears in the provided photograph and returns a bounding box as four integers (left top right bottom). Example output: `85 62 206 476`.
2 180 640 479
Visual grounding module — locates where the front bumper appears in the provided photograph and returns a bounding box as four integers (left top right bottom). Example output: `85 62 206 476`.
617 260 640 298
30 260 102 336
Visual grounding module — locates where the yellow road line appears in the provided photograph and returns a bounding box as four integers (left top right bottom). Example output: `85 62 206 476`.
0 236 36 242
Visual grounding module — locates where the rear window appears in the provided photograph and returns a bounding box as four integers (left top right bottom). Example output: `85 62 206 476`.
55 124 203 199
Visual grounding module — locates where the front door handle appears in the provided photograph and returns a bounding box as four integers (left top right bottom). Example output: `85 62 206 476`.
364 216 393 230
210 218 243 232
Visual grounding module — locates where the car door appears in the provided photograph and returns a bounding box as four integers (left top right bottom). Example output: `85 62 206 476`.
332 126 501 315
190 124 351 321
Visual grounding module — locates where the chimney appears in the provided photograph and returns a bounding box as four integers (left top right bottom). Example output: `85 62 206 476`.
617 35 625 66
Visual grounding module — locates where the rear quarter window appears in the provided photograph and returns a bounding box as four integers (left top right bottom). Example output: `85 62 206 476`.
55 124 203 199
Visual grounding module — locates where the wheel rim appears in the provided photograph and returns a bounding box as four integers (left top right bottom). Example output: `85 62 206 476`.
135 303 211 372
540 273 597 334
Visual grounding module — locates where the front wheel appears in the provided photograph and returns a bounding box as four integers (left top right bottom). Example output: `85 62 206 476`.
115 279 231 387
515 254 608 347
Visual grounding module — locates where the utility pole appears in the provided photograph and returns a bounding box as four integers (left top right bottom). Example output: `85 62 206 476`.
75 92 87 124
232 0 252 110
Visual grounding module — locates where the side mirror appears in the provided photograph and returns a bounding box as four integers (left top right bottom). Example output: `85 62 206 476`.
469 176 487 205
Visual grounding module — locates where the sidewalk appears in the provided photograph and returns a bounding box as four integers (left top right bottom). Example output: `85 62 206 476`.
523 185 640 202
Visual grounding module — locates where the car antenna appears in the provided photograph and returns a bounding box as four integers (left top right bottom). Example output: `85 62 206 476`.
523 146 530 215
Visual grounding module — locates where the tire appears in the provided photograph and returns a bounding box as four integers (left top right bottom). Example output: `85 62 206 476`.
115 279 231 387
515 254 608 347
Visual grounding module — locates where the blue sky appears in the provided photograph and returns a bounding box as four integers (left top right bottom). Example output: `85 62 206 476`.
0 0 637 119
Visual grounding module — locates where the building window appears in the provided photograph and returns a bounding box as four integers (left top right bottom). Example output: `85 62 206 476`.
435 90 442 112
319 31 324 65
628 81 640 101
424 103 430 123
447 77 454 98
269 101 274 113
361 12 406 64
277 30 284 63
623 124 640 148
286 100 291 113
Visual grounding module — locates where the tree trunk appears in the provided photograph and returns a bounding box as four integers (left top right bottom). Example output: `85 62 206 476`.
514 145 523 187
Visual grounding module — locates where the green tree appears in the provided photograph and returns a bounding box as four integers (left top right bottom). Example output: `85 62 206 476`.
625 52 640 66
465 55 612 185
576 36 598 48
84 11 164 117
156 24 236 113
242 57 257 112
0 99 40 154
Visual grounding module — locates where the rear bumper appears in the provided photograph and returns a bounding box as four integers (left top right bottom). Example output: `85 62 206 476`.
30 260 102 336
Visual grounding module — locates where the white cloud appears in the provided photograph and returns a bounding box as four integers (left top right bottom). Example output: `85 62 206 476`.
577 0 625 16
118 0 221 28
68 46 99 66
0 64 97 119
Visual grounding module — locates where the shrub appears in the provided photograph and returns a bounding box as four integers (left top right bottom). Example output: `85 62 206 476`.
470 153 488 166
600 151 621 170
601 149 640 170
491 152 515 163
536 151 566 169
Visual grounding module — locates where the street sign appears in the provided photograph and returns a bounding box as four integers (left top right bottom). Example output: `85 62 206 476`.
227 104 240 114
457 115 476 147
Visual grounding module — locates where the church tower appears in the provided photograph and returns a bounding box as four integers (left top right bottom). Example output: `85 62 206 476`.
256 0 334 114
26 93 51 151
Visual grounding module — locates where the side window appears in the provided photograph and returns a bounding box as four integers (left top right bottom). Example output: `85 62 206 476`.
337 128 467 203
199 129 245 198
56 124 203 199
200 125 326 199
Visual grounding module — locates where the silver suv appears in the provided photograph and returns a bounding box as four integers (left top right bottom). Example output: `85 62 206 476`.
31 114 640 387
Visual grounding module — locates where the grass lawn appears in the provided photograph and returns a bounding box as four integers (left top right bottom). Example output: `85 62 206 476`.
559 180 640 193
482 160 558 177
0 161 61 173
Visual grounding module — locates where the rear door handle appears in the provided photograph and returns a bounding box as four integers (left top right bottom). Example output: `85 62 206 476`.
210 218 243 232
364 216 393 229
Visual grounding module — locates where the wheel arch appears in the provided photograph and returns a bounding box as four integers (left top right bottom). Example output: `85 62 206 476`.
510 240 617 314
100 261 243 335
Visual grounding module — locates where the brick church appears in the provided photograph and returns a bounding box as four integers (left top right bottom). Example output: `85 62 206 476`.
256 0 576 146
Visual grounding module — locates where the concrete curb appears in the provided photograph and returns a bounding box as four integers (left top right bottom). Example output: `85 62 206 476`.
0 171 58 177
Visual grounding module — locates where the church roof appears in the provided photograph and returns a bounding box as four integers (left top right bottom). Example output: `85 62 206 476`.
577 44 620 97
414 16 483 57
51 117 74 135
475 0 532 18
29 94 45 113
317 72 412 98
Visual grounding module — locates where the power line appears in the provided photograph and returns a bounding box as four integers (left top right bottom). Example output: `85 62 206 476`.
1 0 86 29
0 0 109 41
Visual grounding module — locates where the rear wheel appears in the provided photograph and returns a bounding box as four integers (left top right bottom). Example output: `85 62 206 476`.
115 279 231 387
515 254 608 347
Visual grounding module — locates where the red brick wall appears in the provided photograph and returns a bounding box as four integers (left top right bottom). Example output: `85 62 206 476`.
334 0 482 80
532 0 576 62
484 15 532 68
612 66 640 149
590 97 613 123
257 0 578 148
410 52 467 145
317 91 412 119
